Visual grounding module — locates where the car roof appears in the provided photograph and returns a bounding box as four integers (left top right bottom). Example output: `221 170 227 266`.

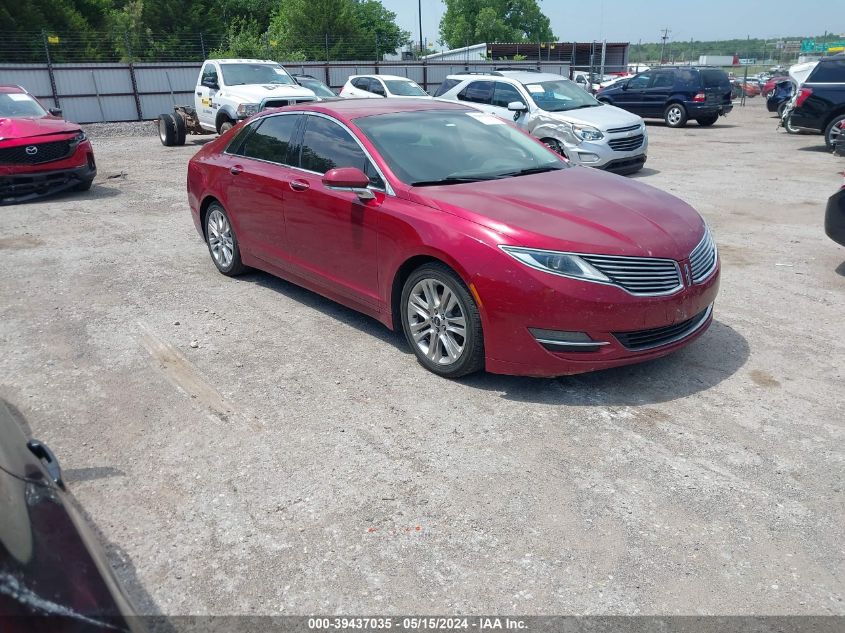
265 97 470 121
0 85 28 94
447 71 566 84
209 59 280 65
349 74 419 82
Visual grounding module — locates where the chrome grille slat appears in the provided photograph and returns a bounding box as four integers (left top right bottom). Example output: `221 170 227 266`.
606 124 642 133
688 228 718 283
580 253 681 296
608 134 645 151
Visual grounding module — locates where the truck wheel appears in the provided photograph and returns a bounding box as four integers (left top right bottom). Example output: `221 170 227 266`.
218 118 234 134
173 112 187 146
664 103 687 128
158 114 177 146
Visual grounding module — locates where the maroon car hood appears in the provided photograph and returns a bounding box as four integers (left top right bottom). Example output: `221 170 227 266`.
0 116 80 143
408 167 705 260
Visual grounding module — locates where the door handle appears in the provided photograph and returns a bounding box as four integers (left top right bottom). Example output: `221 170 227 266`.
289 179 310 192
230 165 243 175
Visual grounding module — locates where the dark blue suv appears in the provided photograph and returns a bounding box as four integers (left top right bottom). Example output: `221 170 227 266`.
597 66 733 128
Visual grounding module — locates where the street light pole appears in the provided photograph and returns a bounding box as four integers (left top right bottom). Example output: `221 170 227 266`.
419 0 424 55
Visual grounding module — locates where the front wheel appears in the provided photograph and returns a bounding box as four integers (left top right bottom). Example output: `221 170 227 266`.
205 203 246 276
823 115 845 151
664 103 687 128
218 118 234 134
541 137 567 158
400 263 484 378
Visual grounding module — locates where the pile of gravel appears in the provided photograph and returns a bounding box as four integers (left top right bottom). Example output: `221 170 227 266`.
83 121 158 139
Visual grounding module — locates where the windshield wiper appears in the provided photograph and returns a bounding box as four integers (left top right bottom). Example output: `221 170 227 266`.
497 164 565 178
566 104 599 110
410 176 497 186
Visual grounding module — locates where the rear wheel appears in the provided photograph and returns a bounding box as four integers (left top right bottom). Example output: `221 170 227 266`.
205 203 246 276
784 114 800 134
400 263 484 378
158 113 177 146
777 102 787 118
664 103 687 128
823 114 845 151
697 114 718 127
173 112 187 146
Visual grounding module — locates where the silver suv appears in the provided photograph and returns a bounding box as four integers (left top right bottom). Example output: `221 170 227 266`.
435 70 648 174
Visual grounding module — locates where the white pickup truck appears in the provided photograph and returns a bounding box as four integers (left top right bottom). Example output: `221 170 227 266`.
158 59 318 146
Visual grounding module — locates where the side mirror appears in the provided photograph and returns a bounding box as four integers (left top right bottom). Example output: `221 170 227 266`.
202 79 219 90
621 82 629 90
322 167 375 201
49 107 63 117
507 101 527 112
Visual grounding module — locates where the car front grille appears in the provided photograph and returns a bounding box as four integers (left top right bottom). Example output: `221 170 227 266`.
689 229 717 283
608 134 645 151
580 253 682 296
614 305 712 351
606 123 641 134
0 140 73 165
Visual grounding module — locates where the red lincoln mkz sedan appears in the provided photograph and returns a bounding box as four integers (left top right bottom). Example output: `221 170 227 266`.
187 99 719 378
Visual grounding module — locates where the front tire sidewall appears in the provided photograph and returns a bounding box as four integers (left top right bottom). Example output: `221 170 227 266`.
664 104 687 128
401 265 484 378
205 203 246 276
824 115 845 150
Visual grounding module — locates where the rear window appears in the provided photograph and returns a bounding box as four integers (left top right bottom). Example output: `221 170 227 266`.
701 69 729 88
808 60 845 83
434 78 461 97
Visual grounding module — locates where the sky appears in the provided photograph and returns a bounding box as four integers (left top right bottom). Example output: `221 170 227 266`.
381 0 840 50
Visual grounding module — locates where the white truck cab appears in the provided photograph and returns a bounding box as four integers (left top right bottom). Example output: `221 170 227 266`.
195 59 317 133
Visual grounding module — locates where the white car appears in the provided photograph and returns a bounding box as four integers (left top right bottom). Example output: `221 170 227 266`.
339 75 431 99
434 70 648 174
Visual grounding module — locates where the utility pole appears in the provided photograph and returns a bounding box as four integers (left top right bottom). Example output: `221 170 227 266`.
418 0 424 56
660 27 671 64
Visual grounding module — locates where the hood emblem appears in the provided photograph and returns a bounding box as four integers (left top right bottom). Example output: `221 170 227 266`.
25 146 38 155
683 263 692 286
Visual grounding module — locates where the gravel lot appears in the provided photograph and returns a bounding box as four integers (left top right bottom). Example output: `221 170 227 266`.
1 99 843 616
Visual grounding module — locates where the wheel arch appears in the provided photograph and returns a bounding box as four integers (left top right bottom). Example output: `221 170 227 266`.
822 107 845 131
215 107 237 132
199 195 222 239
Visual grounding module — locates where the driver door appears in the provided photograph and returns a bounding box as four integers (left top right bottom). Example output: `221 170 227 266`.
614 71 651 114
197 62 220 128
489 82 529 128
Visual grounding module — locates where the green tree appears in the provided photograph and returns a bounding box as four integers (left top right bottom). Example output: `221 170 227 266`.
439 0 554 49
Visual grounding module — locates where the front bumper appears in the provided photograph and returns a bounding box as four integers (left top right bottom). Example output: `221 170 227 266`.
475 258 721 377
563 128 649 172
0 142 96 205
825 187 845 247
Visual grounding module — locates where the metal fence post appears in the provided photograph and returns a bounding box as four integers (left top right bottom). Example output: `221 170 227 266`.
124 31 144 120
41 30 60 109
200 32 207 59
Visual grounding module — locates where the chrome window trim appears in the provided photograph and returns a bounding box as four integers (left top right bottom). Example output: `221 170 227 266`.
222 110 395 196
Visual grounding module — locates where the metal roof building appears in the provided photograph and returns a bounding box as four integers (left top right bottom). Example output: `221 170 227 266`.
423 42 630 72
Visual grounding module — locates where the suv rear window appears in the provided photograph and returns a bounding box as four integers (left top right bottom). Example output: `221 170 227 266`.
808 60 845 83
434 78 461 97
700 69 729 87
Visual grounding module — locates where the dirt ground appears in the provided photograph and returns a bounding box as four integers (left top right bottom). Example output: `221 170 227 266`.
1 98 843 616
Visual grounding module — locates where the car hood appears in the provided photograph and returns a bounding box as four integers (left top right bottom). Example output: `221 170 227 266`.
532 104 643 131
408 167 704 260
0 116 80 142
218 84 316 102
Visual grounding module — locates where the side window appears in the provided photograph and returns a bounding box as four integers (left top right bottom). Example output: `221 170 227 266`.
457 80 494 104
299 116 384 189
627 73 651 89
351 77 370 90
651 72 675 89
807 60 845 83
434 78 461 97
200 63 219 87
369 79 386 96
491 82 526 108
237 114 301 164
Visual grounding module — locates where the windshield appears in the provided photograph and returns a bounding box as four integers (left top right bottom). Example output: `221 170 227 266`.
523 79 600 112
297 78 335 98
384 80 428 97
220 64 294 86
356 110 567 186
0 93 48 118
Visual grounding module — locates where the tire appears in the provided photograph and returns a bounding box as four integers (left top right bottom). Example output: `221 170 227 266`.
75 179 93 192
664 103 687 128
777 102 787 119
218 118 234 134
400 263 484 378
823 114 845 151
158 113 177 146
784 114 800 134
541 137 566 158
697 114 718 127
204 202 247 276
173 112 187 146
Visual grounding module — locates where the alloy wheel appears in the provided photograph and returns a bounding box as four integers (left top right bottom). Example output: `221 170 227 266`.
829 120 844 148
207 208 234 269
667 106 683 126
406 278 467 366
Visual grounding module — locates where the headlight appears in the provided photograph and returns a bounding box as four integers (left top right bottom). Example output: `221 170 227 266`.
573 125 603 141
72 130 87 143
236 103 260 117
500 246 610 283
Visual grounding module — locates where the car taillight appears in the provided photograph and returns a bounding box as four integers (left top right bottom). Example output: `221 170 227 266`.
693 92 706 102
795 87 812 108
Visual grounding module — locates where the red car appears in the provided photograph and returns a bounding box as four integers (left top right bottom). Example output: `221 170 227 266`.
187 99 719 378
0 85 96 204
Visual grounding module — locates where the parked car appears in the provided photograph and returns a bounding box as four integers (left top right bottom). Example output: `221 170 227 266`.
762 74 790 97
733 80 761 97
766 80 794 116
0 399 144 631
187 99 718 378
292 74 336 98
339 75 430 99
0 85 96 204
597 66 733 128
434 70 648 174
826 178 845 246
157 58 317 146
788 54 845 150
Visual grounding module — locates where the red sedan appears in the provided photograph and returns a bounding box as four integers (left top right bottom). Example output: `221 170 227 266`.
187 99 719 378
0 85 96 204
